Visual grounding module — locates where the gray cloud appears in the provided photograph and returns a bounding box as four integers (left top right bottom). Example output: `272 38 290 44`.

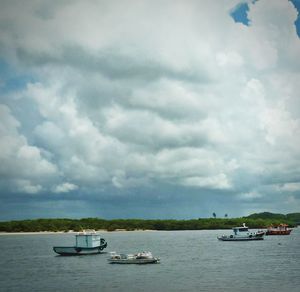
16 46 211 84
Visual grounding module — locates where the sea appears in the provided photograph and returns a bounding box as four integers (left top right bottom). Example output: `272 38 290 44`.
0 228 299 292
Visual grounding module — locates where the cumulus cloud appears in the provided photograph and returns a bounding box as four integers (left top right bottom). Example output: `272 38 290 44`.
15 179 43 194
53 182 78 193
237 191 263 201
0 104 57 185
277 183 300 192
0 0 299 218
181 174 232 190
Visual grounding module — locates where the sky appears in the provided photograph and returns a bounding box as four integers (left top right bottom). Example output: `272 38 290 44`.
0 0 300 220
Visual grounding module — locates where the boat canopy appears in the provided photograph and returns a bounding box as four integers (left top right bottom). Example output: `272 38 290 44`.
235 227 248 232
233 223 249 232
76 232 101 248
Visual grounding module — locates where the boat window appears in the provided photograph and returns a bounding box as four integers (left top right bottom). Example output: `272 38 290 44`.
239 228 248 232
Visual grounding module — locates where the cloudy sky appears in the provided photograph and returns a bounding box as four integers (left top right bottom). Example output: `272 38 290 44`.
0 0 300 220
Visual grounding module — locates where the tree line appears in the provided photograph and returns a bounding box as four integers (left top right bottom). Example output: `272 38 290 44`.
0 212 298 232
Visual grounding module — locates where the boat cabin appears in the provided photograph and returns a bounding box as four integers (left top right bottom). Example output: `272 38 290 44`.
233 223 249 235
75 231 101 248
275 224 288 230
266 223 292 235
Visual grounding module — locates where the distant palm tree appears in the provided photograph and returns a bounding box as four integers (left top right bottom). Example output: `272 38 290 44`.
213 212 216 218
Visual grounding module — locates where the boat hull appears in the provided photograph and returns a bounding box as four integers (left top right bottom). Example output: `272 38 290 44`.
218 236 264 241
53 243 107 256
218 232 264 241
108 258 160 264
266 230 292 235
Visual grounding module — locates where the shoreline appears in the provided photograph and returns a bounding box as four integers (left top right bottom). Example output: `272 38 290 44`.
0 229 157 235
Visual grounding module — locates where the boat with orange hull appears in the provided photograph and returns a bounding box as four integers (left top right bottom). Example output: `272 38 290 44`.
266 224 292 235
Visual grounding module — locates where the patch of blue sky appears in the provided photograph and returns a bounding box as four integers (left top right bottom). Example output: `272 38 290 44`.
0 59 36 94
230 2 250 25
291 0 300 36
230 0 300 37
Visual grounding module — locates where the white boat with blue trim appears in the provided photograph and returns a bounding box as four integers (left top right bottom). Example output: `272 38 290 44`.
218 223 264 241
53 230 107 255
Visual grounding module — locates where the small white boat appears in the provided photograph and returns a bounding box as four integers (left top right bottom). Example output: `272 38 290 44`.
218 223 264 241
53 230 107 255
108 251 160 264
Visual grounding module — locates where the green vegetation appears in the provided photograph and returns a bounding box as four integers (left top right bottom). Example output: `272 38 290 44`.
247 212 300 223
0 212 298 232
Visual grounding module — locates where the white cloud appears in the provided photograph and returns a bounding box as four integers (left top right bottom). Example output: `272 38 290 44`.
15 179 43 194
216 51 244 67
181 173 232 190
277 183 300 192
237 191 263 201
53 182 78 193
0 104 57 185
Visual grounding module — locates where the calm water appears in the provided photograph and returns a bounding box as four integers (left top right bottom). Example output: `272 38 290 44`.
0 228 300 292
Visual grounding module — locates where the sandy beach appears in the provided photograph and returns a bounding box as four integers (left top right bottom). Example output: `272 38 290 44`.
0 229 156 235
0 231 67 235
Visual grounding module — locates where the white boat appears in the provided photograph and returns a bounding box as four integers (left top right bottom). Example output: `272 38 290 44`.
108 251 160 264
53 230 107 255
218 223 264 241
